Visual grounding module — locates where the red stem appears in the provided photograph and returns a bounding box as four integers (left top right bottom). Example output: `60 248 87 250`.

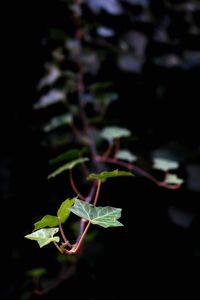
95 155 181 190
93 180 101 206
67 179 101 254
69 169 86 200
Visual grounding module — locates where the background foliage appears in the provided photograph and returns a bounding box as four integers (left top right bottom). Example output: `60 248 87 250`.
0 0 200 299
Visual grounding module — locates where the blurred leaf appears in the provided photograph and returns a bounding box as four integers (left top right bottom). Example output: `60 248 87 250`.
115 150 137 162
89 82 113 94
52 48 65 62
118 53 143 73
38 64 61 90
25 228 60 248
164 174 184 185
43 114 73 132
87 0 122 15
34 90 65 109
26 267 47 278
154 54 181 68
82 92 118 108
82 52 100 75
96 93 118 106
49 148 86 166
57 198 76 223
66 39 80 56
48 157 89 179
34 215 58 231
100 126 131 142
97 26 115 37
126 31 147 58
153 158 179 172
87 169 134 181
70 199 123 228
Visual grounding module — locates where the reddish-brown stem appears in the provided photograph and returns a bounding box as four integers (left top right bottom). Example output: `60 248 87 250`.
58 218 73 248
156 181 181 190
77 219 88 241
85 181 97 203
95 155 181 190
93 180 101 206
76 181 97 242
53 242 64 254
60 178 100 256
69 169 86 200
69 221 91 254
66 179 101 254
61 221 91 255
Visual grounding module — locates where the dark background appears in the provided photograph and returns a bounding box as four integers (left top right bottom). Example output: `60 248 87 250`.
1 0 200 299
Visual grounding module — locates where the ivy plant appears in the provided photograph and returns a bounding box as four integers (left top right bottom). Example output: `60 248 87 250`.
25 0 183 259
24 0 184 295
25 169 132 254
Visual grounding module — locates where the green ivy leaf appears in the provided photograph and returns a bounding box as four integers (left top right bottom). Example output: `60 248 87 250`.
164 174 184 185
48 157 89 179
34 215 59 231
70 199 123 228
34 198 76 230
87 169 134 181
24 228 60 248
100 126 131 142
153 158 179 172
49 148 87 166
57 198 76 223
115 150 137 162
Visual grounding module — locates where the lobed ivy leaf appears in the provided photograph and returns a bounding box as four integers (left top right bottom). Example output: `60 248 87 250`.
115 150 137 162
48 157 89 179
153 158 179 172
164 174 184 185
34 215 59 231
87 169 134 181
70 199 123 228
34 198 76 230
100 126 131 142
25 228 60 248
57 198 76 223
